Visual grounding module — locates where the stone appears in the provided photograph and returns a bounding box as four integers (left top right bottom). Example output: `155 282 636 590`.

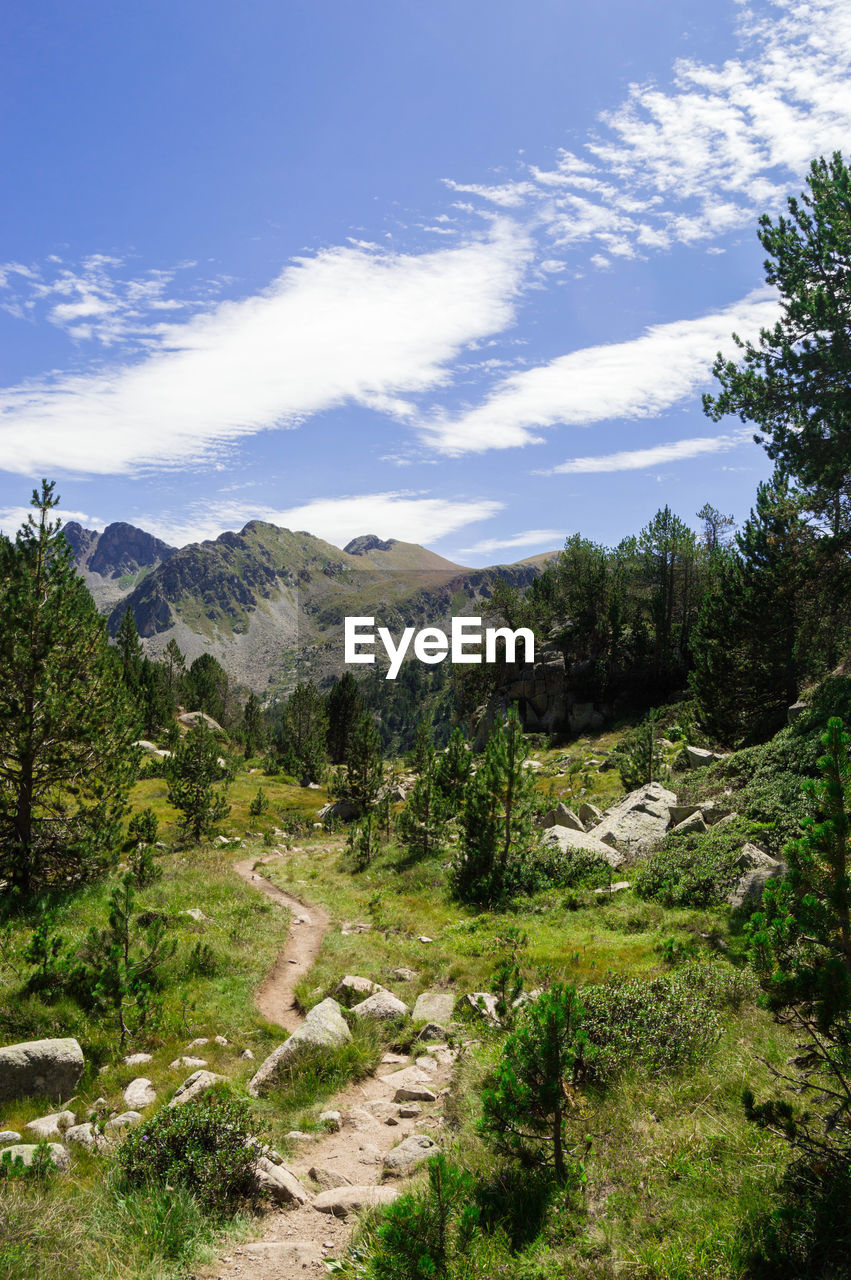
1 1143 69 1171
64 1123 107 1153
247 999 351 1097
187 1037 209 1048
541 825 625 869
412 992 455 1025
309 1165 353 1191
178 710 223 732
169 1070 228 1107
393 1083 438 1103
170 1056 208 1070
398 1102 422 1118
671 811 708 835
727 844 786 909
418 936 433 944
214 1035 228 1046
335 974 384 1006
285 1130 315 1142
587 782 677 858
464 992 500 1024
123 1077 156 1109
318 798 360 823
578 802 603 826
24 1110 75 1142
788 701 809 723
253 1156 312 1206
350 990 409 1022
104 1111 143 1136
685 745 716 768
594 881 631 895
541 802 584 831
122 1053 153 1067
183 908 210 923
711 811 739 830
345 1107 382 1133
668 805 701 826
383 1133 440 1176
390 967 419 982
0 1037 84 1104
381 1052 409 1065
415 1022 449 1042
313 1185 401 1218
320 1110 342 1131
361 1100 399 1125
239 1049 255 1060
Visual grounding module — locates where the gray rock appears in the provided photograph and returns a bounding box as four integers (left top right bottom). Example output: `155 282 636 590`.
247 999 351 1097
178 710 223 732
123 1078 156 1109
240 1048 255 1060
412 992 455 1025
540 825 625 869
318 798 359 823
183 908 210 924
788 701 809 723
727 843 786 909
335 974 384 1006
685 745 716 768
390 967 419 982
24 1110 75 1142
169 1070 228 1107
187 1037 209 1048
1 1143 69 1171
383 1133 440 1176
594 881 631 895
541 802 584 831
0 1131 21 1147
320 1110 342 1131
214 1035 228 1046
578 802 603 826
104 1111 143 1135
398 1102 422 1118
309 1165 352 1191
668 805 701 826
464 992 500 1024
253 1156 312 1206
0 1037 84 1104
416 1022 449 1041
587 782 677 858
350 990 409 1022
313 1185 401 1218
393 1083 438 1103
64 1122 108 1153
169 1056 208 1070
122 1052 153 1067
671 811 708 835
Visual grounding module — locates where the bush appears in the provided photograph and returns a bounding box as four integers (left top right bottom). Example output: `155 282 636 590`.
128 842 162 888
127 807 158 845
633 819 756 907
116 1092 259 1214
369 1156 479 1280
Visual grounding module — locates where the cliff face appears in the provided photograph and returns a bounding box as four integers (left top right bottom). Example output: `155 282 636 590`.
65 520 176 613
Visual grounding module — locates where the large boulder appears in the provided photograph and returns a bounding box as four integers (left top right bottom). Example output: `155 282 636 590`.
727 844 786 909
313 1185 401 1218
587 782 677 858
253 1156 312 1206
0 1038 84 1104
383 1133 440 1176
350 990 409 1022
168 1070 227 1108
541 803 584 831
248 999 351 1097
335 975 384 1006
318 798 359 823
1 1143 69 1172
412 993 455 1025
24 1110 75 1142
540 825 625 869
123 1078 156 1109
178 710 223 732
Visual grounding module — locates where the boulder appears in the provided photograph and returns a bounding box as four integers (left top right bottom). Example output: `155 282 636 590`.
412 993 455 1025
671 811 708 836
319 1110 342 1132
313 1185 401 1218
541 802 584 831
178 710 223 732
350 990 410 1022
169 1070 228 1107
0 1131 21 1147
578 802 603 826
318 798 359 823
685 745 716 768
668 805 701 826
0 1037 84 1104
416 1022 449 1042
727 844 787 909
247 999 351 1097
587 782 677 858
64 1122 108 1153
309 1165 353 1191
104 1111 143 1136
393 1082 438 1103
123 1078 156 1109
541 825 625 869
383 1133 440 1176
390 967 419 982
122 1052 153 1067
787 701 809 723
464 992 500 1024
253 1156 312 1206
170 1056 208 1070
24 1110 75 1142
1 1143 69 1172
335 975 384 1006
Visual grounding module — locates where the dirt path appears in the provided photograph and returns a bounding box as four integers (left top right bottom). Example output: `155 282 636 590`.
196 853 454 1280
233 852 330 1033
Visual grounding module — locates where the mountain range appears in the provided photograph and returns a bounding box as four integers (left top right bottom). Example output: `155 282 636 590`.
65 519 554 694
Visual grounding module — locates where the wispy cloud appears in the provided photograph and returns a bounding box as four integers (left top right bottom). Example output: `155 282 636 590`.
0 504 104 538
453 528 562 557
421 292 778 456
544 429 753 475
0 223 530 476
136 491 503 549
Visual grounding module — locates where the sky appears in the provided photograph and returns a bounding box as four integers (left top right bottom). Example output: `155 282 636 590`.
1 0 850 565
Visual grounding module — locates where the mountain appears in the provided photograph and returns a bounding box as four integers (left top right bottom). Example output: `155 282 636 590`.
66 518 550 693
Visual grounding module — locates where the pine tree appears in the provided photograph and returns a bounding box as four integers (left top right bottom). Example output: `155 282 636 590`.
242 690 266 760
166 720 231 843
326 672 364 765
162 638 186 703
745 717 851 1161
452 709 536 906
278 681 328 783
0 482 139 894
116 607 143 690
398 743 449 860
434 726 471 816
185 653 228 726
334 711 383 816
617 708 669 790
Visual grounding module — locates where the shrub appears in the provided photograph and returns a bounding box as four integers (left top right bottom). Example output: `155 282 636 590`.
369 1156 479 1280
633 819 755 907
128 842 162 888
127 807 159 845
0 1142 56 1182
116 1092 259 1214
248 786 269 817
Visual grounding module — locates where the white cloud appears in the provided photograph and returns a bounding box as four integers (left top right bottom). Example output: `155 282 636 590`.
0 504 104 538
0 223 529 477
453 528 562 557
545 429 754 474
421 292 778 455
136 491 503 549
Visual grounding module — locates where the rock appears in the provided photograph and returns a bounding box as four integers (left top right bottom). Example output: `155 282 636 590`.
594 881 631 895
309 1165 352 1191
393 1083 438 1103
64 1123 108 1153
727 844 787 909
361 1100 399 1125
253 1156 312 1206
313 1185 401 1218
416 1022 449 1042
320 1110 342 1132
350 990 410 1022
183 908 210 924
412 992 455 1025
214 1035 228 1046
123 1078 156 1109
542 803 584 831
787 701 809 723
1 1143 69 1171
464 992 500 1024
318 798 360 823
0 1131 21 1146
345 1107 382 1133
671 811 708 835
239 1048 255 1060
578 802 603 826
169 1070 228 1107
587 782 678 858
178 710 223 732
285 1130 315 1142
711 811 739 829
522 759 544 771
418 936 433 944
104 1111 143 1136
685 745 716 768
187 1037 209 1048
398 1102 422 1118
247 999 351 1097
170 1056 208 1070
541 825 625 869
0 1037 84 1104
383 1133 440 1176
24 1110 75 1141
335 975 384 1006
390 967 419 982
122 1052 153 1067
668 805 701 826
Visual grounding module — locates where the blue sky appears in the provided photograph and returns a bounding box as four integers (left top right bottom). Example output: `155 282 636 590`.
1 0 849 564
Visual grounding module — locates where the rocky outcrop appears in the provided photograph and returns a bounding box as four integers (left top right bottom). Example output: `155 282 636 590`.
727 844 786 909
541 803 584 831
587 782 677 858
0 1037 84 1103
541 825 625 869
248 999 351 1097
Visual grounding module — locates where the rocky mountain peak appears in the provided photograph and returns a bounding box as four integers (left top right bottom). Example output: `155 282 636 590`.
344 534 397 556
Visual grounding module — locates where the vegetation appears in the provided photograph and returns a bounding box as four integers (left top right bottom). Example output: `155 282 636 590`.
166 719 231 842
